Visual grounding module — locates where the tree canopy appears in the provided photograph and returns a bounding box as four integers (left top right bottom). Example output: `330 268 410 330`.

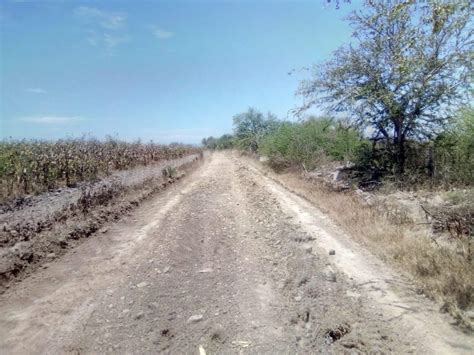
233 108 279 152
298 0 473 173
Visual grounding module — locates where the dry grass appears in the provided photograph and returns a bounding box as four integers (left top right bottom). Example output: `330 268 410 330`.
255 163 473 330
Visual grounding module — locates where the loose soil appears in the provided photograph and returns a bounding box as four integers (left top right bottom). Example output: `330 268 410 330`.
0 152 472 354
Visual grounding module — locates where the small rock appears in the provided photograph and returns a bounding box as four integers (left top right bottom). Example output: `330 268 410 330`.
148 302 159 309
231 340 251 348
294 296 302 301
302 245 312 254
187 314 203 323
47 253 56 259
11 242 32 260
297 275 309 287
163 266 171 274
57 237 68 248
100 227 108 233
198 268 213 273
324 267 337 282
329 249 336 255
137 282 148 288
134 311 145 320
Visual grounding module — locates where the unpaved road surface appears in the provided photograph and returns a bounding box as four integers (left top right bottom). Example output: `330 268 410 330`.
1 152 473 354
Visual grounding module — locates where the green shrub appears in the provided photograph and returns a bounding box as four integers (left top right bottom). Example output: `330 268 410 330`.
162 166 177 180
259 123 294 156
351 107 474 188
433 107 474 186
259 117 363 170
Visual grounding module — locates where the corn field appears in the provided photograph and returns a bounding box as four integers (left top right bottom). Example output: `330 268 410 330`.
0 138 201 202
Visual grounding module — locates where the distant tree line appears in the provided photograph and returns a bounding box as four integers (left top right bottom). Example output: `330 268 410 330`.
204 105 473 187
201 135 235 150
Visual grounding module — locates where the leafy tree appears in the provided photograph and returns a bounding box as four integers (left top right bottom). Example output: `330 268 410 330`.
233 108 279 152
298 0 473 174
202 135 235 150
202 136 217 149
215 134 235 149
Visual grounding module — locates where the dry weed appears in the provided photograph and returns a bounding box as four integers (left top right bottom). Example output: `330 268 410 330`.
270 170 473 330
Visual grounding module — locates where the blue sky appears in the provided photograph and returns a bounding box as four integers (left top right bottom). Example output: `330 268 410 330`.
1 0 360 144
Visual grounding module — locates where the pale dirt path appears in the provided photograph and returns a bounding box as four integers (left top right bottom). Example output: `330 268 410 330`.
238 154 474 354
0 152 471 354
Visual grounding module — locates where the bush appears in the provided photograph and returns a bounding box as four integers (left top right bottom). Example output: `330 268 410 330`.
351 107 474 188
162 166 177 180
433 107 474 186
259 122 295 168
259 117 363 170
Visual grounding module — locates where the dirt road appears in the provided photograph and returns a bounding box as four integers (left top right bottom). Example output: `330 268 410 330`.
0 152 472 354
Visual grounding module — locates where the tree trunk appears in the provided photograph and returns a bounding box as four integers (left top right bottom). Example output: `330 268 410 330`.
397 134 406 175
394 122 406 176
427 144 434 181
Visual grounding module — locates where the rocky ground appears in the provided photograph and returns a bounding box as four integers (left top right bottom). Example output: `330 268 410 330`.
0 152 472 354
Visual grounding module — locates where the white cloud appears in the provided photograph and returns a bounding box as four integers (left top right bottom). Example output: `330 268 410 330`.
20 116 82 124
103 34 130 49
85 30 99 46
26 88 47 94
74 6 126 30
149 26 174 39
84 29 129 51
75 7 129 52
